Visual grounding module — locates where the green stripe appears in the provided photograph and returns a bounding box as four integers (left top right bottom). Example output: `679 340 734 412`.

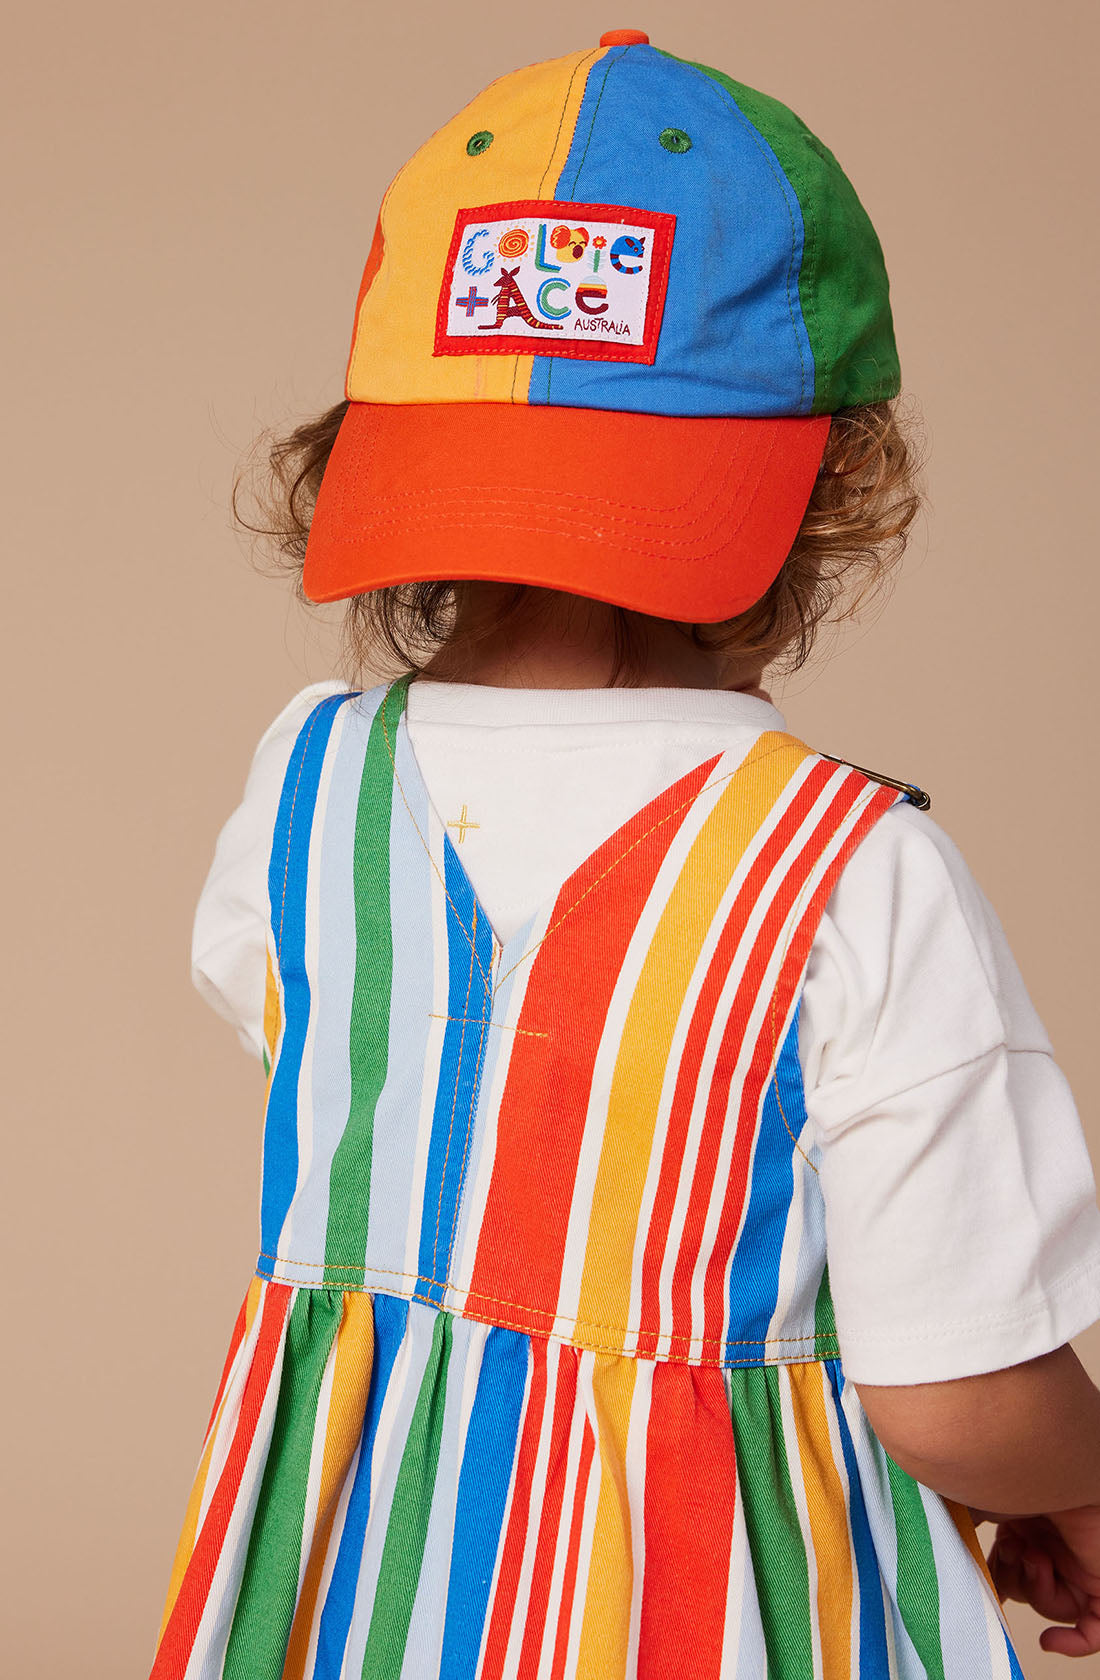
886 1456 946 1679
728 1366 815 1678
323 678 409 1281
223 1288 345 1679
361 1309 453 1678
813 1263 839 1357
662 51 900 412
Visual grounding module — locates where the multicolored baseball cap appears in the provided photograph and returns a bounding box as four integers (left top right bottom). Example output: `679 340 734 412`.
303 30 900 622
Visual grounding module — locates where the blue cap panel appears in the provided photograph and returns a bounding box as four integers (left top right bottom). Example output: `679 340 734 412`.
527 45 816 417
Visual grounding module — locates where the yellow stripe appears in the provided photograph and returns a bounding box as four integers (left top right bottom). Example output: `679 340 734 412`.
575 1354 637 1679
262 944 281 1073
575 734 812 1347
346 47 607 405
791 1363 854 1677
283 1294 376 1680
157 1278 266 1638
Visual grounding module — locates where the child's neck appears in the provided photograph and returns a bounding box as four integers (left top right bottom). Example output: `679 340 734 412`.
418 587 771 698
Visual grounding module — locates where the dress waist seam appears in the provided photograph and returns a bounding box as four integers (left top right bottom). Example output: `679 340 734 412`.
254 1257 842 1369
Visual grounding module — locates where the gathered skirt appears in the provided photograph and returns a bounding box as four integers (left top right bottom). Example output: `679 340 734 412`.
150 1278 1024 1679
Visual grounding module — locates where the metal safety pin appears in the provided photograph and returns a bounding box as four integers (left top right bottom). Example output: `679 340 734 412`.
819 753 932 812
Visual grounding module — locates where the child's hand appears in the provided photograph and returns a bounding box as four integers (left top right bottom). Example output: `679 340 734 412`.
987 1508 1100 1657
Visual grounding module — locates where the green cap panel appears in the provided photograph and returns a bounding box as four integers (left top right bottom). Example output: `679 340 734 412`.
671 56 901 411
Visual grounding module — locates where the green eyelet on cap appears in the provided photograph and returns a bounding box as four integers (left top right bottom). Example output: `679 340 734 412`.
466 130 494 156
659 127 692 154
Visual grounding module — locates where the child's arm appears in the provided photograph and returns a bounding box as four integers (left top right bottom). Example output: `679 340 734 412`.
855 1344 1100 1513
857 1347 1100 1657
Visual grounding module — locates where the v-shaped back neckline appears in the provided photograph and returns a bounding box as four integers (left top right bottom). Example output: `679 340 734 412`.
372 678 741 986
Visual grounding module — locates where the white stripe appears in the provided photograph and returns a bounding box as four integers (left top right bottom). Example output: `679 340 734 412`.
194 1296 265 1529
777 1366 826 1680
499 1341 563 1680
562 1356 613 1679
535 1359 597 1680
186 1294 292 1677
623 1359 652 1677
765 1121 816 1352
719 1414 749 1663
295 1316 343 1599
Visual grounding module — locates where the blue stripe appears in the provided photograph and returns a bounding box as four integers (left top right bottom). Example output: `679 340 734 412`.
829 1362 892 1677
259 693 350 1261
725 1007 805 1355
314 1292 409 1678
1003 1625 1027 1678
531 42 813 416
439 1325 530 1677
416 838 495 1307
288 705 373 1266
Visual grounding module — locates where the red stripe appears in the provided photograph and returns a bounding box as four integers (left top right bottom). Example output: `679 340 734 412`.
150 1283 292 1679
480 1338 552 1680
696 777 897 1352
516 1350 582 1679
684 774 867 1352
549 1421 596 1680
466 757 719 1337
770 782 901 1014
201 1288 251 1441
639 1363 736 1678
635 758 836 1356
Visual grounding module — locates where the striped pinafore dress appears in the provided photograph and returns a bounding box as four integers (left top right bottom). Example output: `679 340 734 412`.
151 677 1026 1680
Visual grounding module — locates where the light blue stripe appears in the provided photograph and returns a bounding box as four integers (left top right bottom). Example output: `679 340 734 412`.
259 692 351 1261
919 1482 996 1680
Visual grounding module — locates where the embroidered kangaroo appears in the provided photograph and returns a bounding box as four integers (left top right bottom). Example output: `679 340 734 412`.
478 265 561 332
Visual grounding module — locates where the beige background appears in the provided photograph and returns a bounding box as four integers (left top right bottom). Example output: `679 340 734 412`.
5 1 1099 1673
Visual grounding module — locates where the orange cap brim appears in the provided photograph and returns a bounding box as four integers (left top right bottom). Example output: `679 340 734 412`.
302 402 831 623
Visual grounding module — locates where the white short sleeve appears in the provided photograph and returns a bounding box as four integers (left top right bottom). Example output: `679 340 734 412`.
801 802 1100 1384
190 682 348 1060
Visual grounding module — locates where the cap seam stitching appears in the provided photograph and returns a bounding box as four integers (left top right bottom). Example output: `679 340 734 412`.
506 46 603 408
545 44 629 406
330 425 781 560
672 57 812 413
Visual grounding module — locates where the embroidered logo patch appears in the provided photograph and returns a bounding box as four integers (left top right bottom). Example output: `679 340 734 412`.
435 200 675 364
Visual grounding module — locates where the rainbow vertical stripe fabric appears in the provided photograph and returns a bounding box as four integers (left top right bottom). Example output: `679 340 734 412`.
151 680 1025 1679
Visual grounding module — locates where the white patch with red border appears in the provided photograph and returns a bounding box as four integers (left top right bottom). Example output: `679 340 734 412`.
434 200 675 365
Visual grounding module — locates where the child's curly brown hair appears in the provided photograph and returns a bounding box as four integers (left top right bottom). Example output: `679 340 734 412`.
233 397 925 685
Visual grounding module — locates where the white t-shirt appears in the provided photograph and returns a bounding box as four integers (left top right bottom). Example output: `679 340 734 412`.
192 678 1100 1386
